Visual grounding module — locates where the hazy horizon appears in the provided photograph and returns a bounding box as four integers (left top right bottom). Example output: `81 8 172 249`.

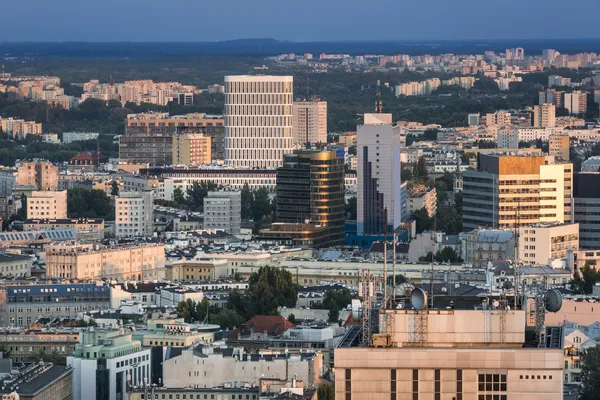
3 0 599 42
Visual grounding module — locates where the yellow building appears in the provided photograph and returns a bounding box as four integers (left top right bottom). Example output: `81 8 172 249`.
548 134 570 161
45 242 165 280
292 100 327 145
165 258 229 281
172 133 212 165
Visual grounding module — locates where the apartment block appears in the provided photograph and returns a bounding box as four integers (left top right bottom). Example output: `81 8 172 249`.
463 154 572 231
292 100 327 146
519 222 579 265
62 131 100 143
45 242 165 280
172 133 211 165
548 134 570 161
224 75 294 168
564 91 588 115
26 190 67 219
532 103 556 128
16 160 58 191
485 111 511 127
539 89 563 108
203 190 241 235
407 186 437 217
115 191 153 238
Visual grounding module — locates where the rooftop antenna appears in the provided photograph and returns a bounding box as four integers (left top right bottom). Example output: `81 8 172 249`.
383 208 388 308
392 231 397 308
375 81 383 113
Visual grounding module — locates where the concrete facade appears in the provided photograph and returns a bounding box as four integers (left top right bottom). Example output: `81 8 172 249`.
115 191 153 238
292 100 327 145
203 190 241 235
26 190 67 219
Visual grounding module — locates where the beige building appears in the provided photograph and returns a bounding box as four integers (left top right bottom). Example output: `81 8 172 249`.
338 132 357 147
23 217 104 240
16 160 58 191
292 100 327 145
519 222 579 265
548 134 569 161
335 306 564 400
463 154 572 231
45 242 165 280
485 111 511 127
224 75 294 168
115 191 153 238
172 133 211 165
0 253 32 278
407 186 437 217
0 118 43 138
26 190 67 219
533 103 556 128
165 258 229 281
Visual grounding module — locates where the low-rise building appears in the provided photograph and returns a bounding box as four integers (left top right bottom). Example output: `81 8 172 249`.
68 329 152 400
407 186 437 217
158 286 204 308
463 229 515 268
519 222 579 265
26 190 67 219
0 329 79 363
127 388 259 400
23 218 104 240
45 242 165 280
0 361 73 400
0 253 32 278
109 281 167 309
165 258 229 281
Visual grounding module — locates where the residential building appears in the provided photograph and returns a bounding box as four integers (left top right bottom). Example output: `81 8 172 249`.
334 297 564 400
127 388 259 400
338 132 356 147
171 133 211 165
357 113 402 235
163 346 323 389
533 103 556 128
26 190 67 219
67 329 152 400
45 242 165 280
109 281 167 308
564 91 588 115
292 100 327 146
16 161 58 191
485 111 511 127
0 253 32 278
275 150 345 246
0 118 42 138
496 127 518 149
463 229 515 268
0 283 110 326
548 134 570 161
157 287 204 309
23 218 104 240
0 195 19 221
467 113 480 126
463 154 572 231
121 113 224 164
0 330 79 363
0 168 17 196
115 191 153 238
61 131 100 144
224 75 294 168
539 89 563 109
563 321 600 385
0 362 73 400
519 222 579 265
574 172 600 249
407 185 437 217
203 190 241 235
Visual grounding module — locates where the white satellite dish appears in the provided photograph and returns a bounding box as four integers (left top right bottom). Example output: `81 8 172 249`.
410 288 428 310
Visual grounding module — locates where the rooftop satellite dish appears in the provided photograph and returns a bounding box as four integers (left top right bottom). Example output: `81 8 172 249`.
544 289 563 313
410 288 428 310
351 299 363 322
502 281 513 290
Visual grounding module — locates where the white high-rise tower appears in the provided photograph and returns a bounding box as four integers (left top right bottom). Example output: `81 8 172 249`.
224 75 294 168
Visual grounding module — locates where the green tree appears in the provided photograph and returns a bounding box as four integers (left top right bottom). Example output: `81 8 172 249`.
251 187 273 222
412 207 432 234
209 308 243 330
435 247 462 263
110 181 119 196
345 197 357 220
581 345 600 400
413 156 428 180
387 274 406 285
240 183 253 219
176 299 194 323
570 265 600 294
322 288 352 311
288 313 296 324
186 181 219 211
317 383 335 400
328 301 340 323
173 187 186 208
401 168 413 182
67 188 114 219
245 266 299 317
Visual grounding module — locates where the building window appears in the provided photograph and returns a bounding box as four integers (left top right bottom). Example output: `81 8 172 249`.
477 374 507 400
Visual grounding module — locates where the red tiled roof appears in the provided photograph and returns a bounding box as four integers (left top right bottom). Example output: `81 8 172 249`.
69 152 104 162
226 315 294 339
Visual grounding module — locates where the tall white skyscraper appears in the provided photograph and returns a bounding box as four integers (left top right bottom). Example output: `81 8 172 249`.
224 75 294 168
357 113 402 235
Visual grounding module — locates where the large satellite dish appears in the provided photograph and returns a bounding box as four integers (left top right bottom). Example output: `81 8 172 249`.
351 299 363 321
410 288 428 310
544 289 563 313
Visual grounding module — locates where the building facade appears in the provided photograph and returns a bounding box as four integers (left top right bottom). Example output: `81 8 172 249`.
115 191 153 238
224 75 294 168
171 133 211 165
533 103 556 128
203 190 241 235
548 134 569 161
16 161 58 191
518 222 579 265
357 113 402 235
26 190 67 219
276 150 345 246
0 254 32 278
292 100 327 146
574 172 600 249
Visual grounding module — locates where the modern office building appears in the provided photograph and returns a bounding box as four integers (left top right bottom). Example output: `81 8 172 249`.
532 103 556 128
357 113 402 235
574 172 600 249
120 112 224 164
463 154 572 231
115 191 153 238
26 190 67 219
292 100 327 146
45 242 165 280
16 160 58 191
171 133 211 165
564 91 588 115
334 295 564 400
68 329 152 400
518 222 579 265
275 150 345 246
0 282 110 326
224 75 294 168
548 134 570 161
203 190 241 235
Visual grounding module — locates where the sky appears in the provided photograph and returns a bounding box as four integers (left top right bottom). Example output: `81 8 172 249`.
2 0 599 42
